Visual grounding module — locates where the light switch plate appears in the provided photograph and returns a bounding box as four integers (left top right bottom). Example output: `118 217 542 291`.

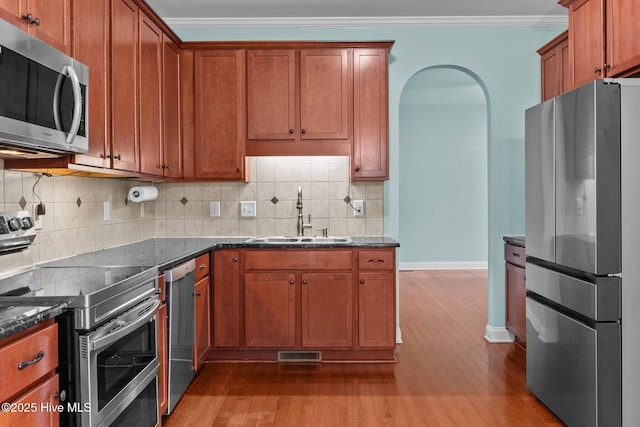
210 201 220 217
104 201 111 221
240 201 257 217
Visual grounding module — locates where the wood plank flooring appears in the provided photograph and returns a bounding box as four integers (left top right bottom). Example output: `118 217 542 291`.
163 270 563 426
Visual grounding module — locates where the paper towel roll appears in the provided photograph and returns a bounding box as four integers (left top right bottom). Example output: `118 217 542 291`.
128 186 158 202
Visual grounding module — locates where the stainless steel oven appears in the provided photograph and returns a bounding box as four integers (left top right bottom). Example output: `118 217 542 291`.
79 297 160 427
0 265 160 427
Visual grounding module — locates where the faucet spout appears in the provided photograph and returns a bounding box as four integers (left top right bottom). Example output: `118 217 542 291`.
296 187 311 236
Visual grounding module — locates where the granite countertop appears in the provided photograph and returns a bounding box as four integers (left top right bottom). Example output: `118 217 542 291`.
503 235 525 247
0 236 399 340
0 301 67 342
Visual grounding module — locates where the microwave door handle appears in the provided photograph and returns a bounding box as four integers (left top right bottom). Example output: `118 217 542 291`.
52 73 64 133
89 299 160 352
64 65 82 144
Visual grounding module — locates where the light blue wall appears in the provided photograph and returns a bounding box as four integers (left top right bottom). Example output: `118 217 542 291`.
175 24 564 328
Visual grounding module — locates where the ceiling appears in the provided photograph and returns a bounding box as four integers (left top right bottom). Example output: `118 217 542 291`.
145 0 566 20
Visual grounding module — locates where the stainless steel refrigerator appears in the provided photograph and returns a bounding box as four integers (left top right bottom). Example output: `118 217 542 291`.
525 78 640 426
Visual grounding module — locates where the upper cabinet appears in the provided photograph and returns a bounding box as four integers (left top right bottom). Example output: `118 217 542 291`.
162 37 183 179
560 0 640 88
538 30 570 101
0 0 71 53
246 48 351 155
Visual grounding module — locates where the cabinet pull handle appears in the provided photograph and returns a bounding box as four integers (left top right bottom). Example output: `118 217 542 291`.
18 351 45 370
512 253 520 258
366 258 384 263
195 292 202 297
199 264 207 269
289 129 295 134
113 154 121 160
289 280 295 285
359 279 365 284
233 257 238 262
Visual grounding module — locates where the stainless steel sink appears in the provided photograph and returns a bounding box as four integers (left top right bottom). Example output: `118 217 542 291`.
245 236 352 245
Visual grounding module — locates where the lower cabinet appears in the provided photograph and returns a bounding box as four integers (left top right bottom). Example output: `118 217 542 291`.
504 241 526 347
210 248 396 361
244 272 296 348
0 320 60 427
193 252 211 371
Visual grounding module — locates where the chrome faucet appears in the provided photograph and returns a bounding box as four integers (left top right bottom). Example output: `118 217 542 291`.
296 186 312 236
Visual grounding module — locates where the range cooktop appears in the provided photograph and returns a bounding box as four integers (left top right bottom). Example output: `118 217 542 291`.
0 265 157 307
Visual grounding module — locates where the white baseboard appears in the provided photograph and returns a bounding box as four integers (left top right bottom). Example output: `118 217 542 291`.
399 261 488 271
396 326 403 344
484 324 515 343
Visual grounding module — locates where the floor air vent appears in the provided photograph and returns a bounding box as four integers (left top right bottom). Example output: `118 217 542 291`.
277 351 322 363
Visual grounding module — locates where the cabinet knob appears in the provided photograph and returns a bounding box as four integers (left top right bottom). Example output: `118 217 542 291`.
604 63 611 71
194 292 202 297
113 154 122 160
22 13 40 26
289 129 295 134
594 66 602 74
233 257 238 262
301 129 307 134
359 279 365 285
236 167 241 173
54 390 66 402
289 279 295 285
302 279 308 285
355 167 360 172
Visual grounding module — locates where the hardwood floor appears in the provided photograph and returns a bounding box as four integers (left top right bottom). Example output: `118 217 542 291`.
163 270 563 426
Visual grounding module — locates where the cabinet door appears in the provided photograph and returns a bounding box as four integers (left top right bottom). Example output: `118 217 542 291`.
138 13 163 176
194 50 246 179
0 374 59 426
568 0 605 87
162 37 182 178
244 272 296 348
606 0 640 76
110 0 139 172
157 302 168 414
246 49 296 140
300 49 350 140
28 0 70 54
213 250 242 348
301 272 352 348
71 0 110 168
539 31 569 101
194 276 211 370
505 263 526 345
358 272 395 348
0 0 27 31
352 48 389 180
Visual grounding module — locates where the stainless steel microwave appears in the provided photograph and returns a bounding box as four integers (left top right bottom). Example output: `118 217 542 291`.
0 18 88 159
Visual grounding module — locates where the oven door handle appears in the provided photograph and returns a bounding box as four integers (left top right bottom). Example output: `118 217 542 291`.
89 298 160 352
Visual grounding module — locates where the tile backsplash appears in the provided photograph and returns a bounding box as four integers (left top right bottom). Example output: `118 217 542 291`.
0 156 383 272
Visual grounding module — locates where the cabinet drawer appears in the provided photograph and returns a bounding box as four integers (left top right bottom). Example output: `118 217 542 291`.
0 323 58 402
504 243 525 268
358 249 395 270
245 250 353 270
195 252 211 281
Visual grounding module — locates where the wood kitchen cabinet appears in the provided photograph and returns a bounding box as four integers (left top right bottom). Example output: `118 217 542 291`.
301 272 353 348
161 36 183 178
504 240 526 348
538 31 570 101
246 48 351 155
357 249 396 348
560 0 640 88
352 48 389 180
244 272 296 348
183 49 247 180
193 252 211 370
0 0 71 54
0 320 60 426
212 250 242 348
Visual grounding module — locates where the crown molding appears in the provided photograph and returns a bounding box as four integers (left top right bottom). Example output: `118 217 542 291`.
165 15 567 30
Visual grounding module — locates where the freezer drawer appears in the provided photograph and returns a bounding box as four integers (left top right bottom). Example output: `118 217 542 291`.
526 296 620 426
526 262 620 321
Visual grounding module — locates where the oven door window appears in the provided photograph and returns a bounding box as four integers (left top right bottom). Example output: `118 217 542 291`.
111 376 159 427
96 319 156 411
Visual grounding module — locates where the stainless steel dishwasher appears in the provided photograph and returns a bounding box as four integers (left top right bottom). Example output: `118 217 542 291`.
164 258 196 414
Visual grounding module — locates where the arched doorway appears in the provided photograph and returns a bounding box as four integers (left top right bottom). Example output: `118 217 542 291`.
398 66 489 269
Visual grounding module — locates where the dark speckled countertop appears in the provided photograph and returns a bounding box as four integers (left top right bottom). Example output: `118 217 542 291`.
503 235 525 247
0 236 399 341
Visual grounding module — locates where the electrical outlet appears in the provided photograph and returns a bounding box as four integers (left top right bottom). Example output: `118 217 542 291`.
210 201 220 217
32 204 43 230
104 201 111 221
353 200 364 217
240 201 257 218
